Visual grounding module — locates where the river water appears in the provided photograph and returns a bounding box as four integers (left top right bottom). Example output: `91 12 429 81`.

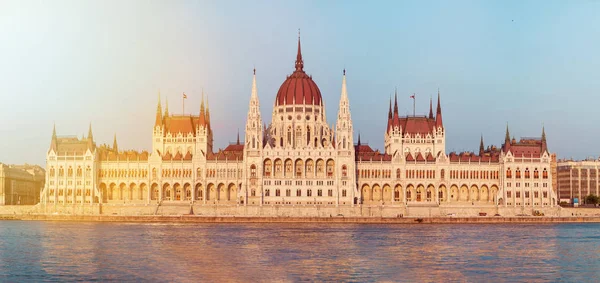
0 221 599 282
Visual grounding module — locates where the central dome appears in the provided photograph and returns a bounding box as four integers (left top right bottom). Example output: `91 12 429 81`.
275 36 322 106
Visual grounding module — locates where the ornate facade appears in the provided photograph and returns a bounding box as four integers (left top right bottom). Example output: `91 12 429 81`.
40 36 557 210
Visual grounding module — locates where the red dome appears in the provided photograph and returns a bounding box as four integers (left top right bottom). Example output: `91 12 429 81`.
275 36 322 106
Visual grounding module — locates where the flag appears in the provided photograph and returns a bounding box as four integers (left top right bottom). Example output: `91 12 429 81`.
410 94 415 99
183 92 187 99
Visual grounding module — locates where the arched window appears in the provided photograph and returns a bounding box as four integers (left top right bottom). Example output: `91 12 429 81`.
76 166 82 177
68 166 73 177
250 164 257 178
396 169 401 179
59 166 64 177
543 168 548 179
264 160 272 177
287 127 292 145
506 168 512 178
85 166 91 178
441 169 445 179
516 168 521 179
50 167 55 177
342 165 348 178
152 168 157 179
534 168 539 179
265 189 270 197
525 168 530 178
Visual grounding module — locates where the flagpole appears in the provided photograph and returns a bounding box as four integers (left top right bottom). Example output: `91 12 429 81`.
413 93 416 117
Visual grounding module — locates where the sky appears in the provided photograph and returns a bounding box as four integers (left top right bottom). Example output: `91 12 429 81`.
1 0 599 166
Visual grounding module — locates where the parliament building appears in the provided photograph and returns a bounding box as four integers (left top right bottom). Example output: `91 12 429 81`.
40 36 557 213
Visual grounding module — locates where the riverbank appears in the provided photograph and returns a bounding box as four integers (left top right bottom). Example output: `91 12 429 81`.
2 214 600 223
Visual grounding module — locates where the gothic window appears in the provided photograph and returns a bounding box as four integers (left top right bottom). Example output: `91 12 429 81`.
265 189 270 197
50 167 55 177
274 159 283 178
251 189 256 197
326 160 334 178
68 166 73 177
296 189 301 197
516 168 521 179
328 189 333 197
317 189 322 197
507 191 512 198
264 160 272 177
295 159 304 177
85 166 91 178
342 190 347 197
76 166 82 177
342 165 348 178
287 127 292 145
525 168 530 179
286 189 291 197
506 168 512 178
276 189 280 197
285 159 293 177
543 168 548 179
307 189 312 197
152 168 157 179
441 169 445 179
406 191 412 200
316 159 325 177
250 164 257 178
306 160 314 176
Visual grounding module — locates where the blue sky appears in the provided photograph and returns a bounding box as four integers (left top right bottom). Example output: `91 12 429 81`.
1 0 599 166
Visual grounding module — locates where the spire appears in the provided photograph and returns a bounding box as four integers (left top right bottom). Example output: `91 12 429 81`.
50 123 58 152
393 88 399 116
155 91 163 126
505 123 511 144
388 96 392 120
428 96 434 119
88 123 93 141
206 95 211 127
164 97 169 118
435 89 443 128
237 129 240 145
113 134 118 153
541 125 547 152
340 69 348 100
295 29 304 72
251 69 258 99
52 123 56 138
479 135 484 155
357 132 361 146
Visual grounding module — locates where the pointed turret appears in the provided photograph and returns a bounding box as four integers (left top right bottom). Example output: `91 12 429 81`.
205 95 211 129
155 91 163 126
49 123 58 152
87 123 94 151
164 98 169 118
357 132 361 146
237 129 240 145
245 68 263 153
393 89 399 116
429 97 434 119
295 30 304 72
113 134 118 153
198 89 206 126
541 125 547 152
387 96 392 132
336 68 353 151
503 124 511 151
479 135 484 155
435 90 443 128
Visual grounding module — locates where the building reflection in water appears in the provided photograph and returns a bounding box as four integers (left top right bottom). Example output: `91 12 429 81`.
2 222 600 282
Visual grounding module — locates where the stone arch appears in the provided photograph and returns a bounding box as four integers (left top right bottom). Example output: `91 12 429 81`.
173 183 182 201
228 183 237 202
361 184 371 203
406 184 415 202
284 158 293 178
480 185 489 202
217 183 226 201
460 185 469 202
416 184 425 202
326 159 335 178
372 184 381 202
438 184 447 202
305 159 314 177
274 158 283 178
151 183 159 201
207 183 216 201
195 183 203 200
139 183 147 200
184 183 192 201
100 183 108 203
263 159 272 177
316 159 325 178
295 159 304 178
382 184 392 202
162 183 171 201
394 184 402 202
470 185 479 202
129 183 136 201
426 184 435 202
450 185 459 201
119 183 126 200
490 185 499 203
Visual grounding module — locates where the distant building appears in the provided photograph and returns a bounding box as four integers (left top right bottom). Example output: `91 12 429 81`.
40 35 557 210
557 159 600 203
0 163 45 205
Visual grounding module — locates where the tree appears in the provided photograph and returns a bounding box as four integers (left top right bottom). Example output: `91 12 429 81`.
585 194 599 205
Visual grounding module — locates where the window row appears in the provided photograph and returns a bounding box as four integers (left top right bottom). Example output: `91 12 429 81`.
449 170 499 180
263 159 336 178
258 188 347 197
49 166 93 178
506 191 549 199
506 168 548 179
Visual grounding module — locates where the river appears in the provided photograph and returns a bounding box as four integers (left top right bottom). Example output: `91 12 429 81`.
0 221 599 282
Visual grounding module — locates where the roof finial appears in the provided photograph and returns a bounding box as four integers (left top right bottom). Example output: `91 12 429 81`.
357 132 361 146
237 129 240 145
343 68 346 76
295 29 304 72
